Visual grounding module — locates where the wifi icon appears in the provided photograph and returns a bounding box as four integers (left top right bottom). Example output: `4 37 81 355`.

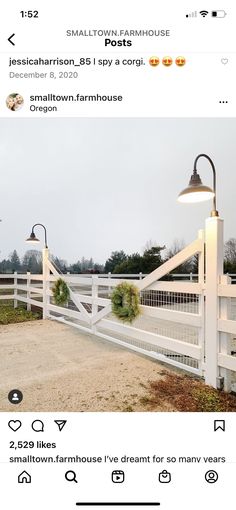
199 10 209 17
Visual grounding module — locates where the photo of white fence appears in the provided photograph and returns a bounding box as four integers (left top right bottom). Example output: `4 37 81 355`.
1 117 236 412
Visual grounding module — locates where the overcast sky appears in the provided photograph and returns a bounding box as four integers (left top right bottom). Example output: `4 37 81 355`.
0 118 235 263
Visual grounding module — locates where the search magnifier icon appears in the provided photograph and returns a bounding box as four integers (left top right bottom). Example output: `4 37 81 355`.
65 470 78 483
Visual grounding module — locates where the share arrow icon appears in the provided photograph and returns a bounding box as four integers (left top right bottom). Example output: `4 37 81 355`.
54 420 67 431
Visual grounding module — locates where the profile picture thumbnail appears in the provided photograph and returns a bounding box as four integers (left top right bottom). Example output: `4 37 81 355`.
6 93 24 111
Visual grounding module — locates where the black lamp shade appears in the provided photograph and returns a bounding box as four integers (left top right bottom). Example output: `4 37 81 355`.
26 232 40 243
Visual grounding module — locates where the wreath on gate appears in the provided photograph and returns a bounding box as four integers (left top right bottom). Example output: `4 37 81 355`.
111 282 141 323
52 278 70 306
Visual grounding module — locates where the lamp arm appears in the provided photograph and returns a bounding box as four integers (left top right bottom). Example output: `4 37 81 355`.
193 153 218 216
32 223 48 248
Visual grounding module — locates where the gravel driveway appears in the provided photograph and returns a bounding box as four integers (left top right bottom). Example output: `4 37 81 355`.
0 319 174 412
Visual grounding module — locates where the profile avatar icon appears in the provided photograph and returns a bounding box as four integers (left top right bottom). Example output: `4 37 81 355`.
6 93 24 111
205 470 218 483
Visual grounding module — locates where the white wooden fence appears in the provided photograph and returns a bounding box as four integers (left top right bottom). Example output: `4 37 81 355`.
1 216 236 391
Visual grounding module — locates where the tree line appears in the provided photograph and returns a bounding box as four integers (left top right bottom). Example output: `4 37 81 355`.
1 238 236 275
0 250 103 275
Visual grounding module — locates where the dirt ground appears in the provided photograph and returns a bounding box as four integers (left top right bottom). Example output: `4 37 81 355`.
0 319 174 412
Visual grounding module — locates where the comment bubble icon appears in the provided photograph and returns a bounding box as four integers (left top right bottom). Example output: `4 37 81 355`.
31 420 44 432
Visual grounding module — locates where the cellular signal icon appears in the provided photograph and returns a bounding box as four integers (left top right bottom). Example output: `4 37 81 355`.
186 11 197 18
199 10 209 17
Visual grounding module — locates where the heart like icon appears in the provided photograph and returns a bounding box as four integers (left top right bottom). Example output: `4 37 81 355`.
8 420 22 431
221 58 228 65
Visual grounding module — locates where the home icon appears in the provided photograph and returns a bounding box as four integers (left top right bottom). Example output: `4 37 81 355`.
18 471 31 483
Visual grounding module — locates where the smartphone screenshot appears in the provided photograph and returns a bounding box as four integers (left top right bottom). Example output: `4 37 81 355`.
0 1 235 508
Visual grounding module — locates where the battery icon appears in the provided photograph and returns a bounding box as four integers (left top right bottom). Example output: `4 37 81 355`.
211 10 227 17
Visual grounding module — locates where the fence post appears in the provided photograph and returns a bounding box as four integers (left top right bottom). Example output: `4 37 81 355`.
139 272 143 280
205 216 224 388
14 271 17 309
219 274 232 391
197 229 205 376
26 271 31 311
92 276 98 334
43 248 50 320
108 271 112 298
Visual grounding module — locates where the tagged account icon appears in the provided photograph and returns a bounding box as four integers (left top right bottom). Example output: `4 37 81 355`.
158 470 171 483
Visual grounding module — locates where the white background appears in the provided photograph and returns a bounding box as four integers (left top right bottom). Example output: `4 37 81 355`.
0 1 235 509
0 412 234 509
0 1 235 116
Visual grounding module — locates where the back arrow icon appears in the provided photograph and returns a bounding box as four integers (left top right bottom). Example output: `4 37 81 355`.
8 34 15 46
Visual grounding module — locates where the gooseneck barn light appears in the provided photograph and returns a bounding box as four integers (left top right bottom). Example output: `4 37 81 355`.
178 153 219 217
26 223 48 248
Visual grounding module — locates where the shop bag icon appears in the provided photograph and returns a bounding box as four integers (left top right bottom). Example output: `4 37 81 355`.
158 470 171 483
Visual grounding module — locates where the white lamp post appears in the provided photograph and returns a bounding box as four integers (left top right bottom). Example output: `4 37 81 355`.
26 223 50 320
178 154 224 389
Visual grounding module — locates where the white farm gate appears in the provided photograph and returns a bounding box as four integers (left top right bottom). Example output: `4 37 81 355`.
1 215 236 391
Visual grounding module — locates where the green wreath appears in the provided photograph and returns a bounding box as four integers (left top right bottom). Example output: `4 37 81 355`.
52 278 70 306
111 282 141 323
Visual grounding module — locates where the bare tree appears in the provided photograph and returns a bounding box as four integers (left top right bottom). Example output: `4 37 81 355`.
165 239 186 259
225 238 236 264
165 239 194 274
142 239 158 254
